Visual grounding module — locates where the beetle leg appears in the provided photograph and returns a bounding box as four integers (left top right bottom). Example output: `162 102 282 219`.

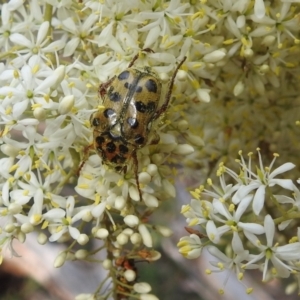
128 48 155 68
77 144 94 176
149 132 160 145
99 76 115 98
132 151 143 201
153 56 187 120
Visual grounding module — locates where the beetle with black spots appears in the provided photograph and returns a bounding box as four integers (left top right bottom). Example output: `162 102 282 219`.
90 49 186 200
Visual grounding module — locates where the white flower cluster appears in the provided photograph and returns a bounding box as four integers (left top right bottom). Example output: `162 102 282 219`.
1 0 300 298
179 150 300 294
0 0 196 299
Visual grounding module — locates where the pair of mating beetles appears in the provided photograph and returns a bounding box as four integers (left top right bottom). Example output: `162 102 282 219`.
88 49 186 200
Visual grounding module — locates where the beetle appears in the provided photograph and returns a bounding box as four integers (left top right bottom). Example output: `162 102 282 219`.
89 49 186 200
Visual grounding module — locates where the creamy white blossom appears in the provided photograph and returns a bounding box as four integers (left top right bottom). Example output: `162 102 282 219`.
2 0 300 298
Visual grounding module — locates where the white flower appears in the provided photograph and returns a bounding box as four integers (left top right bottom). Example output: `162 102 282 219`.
48 196 86 242
207 244 252 275
181 199 214 226
9 21 65 66
139 0 190 48
232 152 295 215
212 195 264 242
243 215 300 280
178 234 203 259
62 14 98 57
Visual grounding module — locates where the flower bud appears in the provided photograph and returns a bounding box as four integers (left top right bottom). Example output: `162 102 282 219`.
262 35 276 46
112 249 120 257
102 259 112 270
124 269 136 282
1 144 19 157
54 252 67 268
82 210 93 222
138 172 151 184
151 153 164 165
130 233 142 244
77 233 89 245
129 186 140 201
177 119 189 131
259 64 269 74
158 72 169 83
133 282 152 294
21 223 34 233
8 203 22 214
186 132 204 146
143 193 158 208
53 65 66 88
155 225 173 237
138 224 152 248
196 88 210 103
17 231 26 243
122 228 134 236
116 233 129 245
75 249 89 259
115 196 126 210
5 224 15 233
173 144 194 155
37 232 48 245
177 69 187 81
203 49 226 63
33 107 46 120
244 48 254 58
96 228 109 239
162 179 176 197
58 95 74 115
124 215 139 227
233 80 244 96
146 164 158 176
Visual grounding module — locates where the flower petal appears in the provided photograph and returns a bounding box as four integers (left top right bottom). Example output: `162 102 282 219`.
264 215 275 247
252 185 265 215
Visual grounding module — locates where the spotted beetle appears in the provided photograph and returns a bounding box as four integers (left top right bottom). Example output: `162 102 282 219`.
89 49 186 200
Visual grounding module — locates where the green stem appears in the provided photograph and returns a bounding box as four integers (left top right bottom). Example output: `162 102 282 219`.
43 4 53 36
94 274 111 295
53 165 77 194
267 186 286 215
274 212 300 225
0 47 23 60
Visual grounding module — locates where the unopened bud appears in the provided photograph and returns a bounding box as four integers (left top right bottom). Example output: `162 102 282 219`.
33 107 46 120
133 282 152 294
124 269 136 282
96 228 109 239
116 233 129 245
138 224 152 248
155 225 173 237
75 249 89 259
102 259 112 270
38 232 48 244
173 144 194 155
203 49 226 63
21 223 34 233
54 252 67 268
58 95 74 115
124 215 139 227
130 233 142 244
